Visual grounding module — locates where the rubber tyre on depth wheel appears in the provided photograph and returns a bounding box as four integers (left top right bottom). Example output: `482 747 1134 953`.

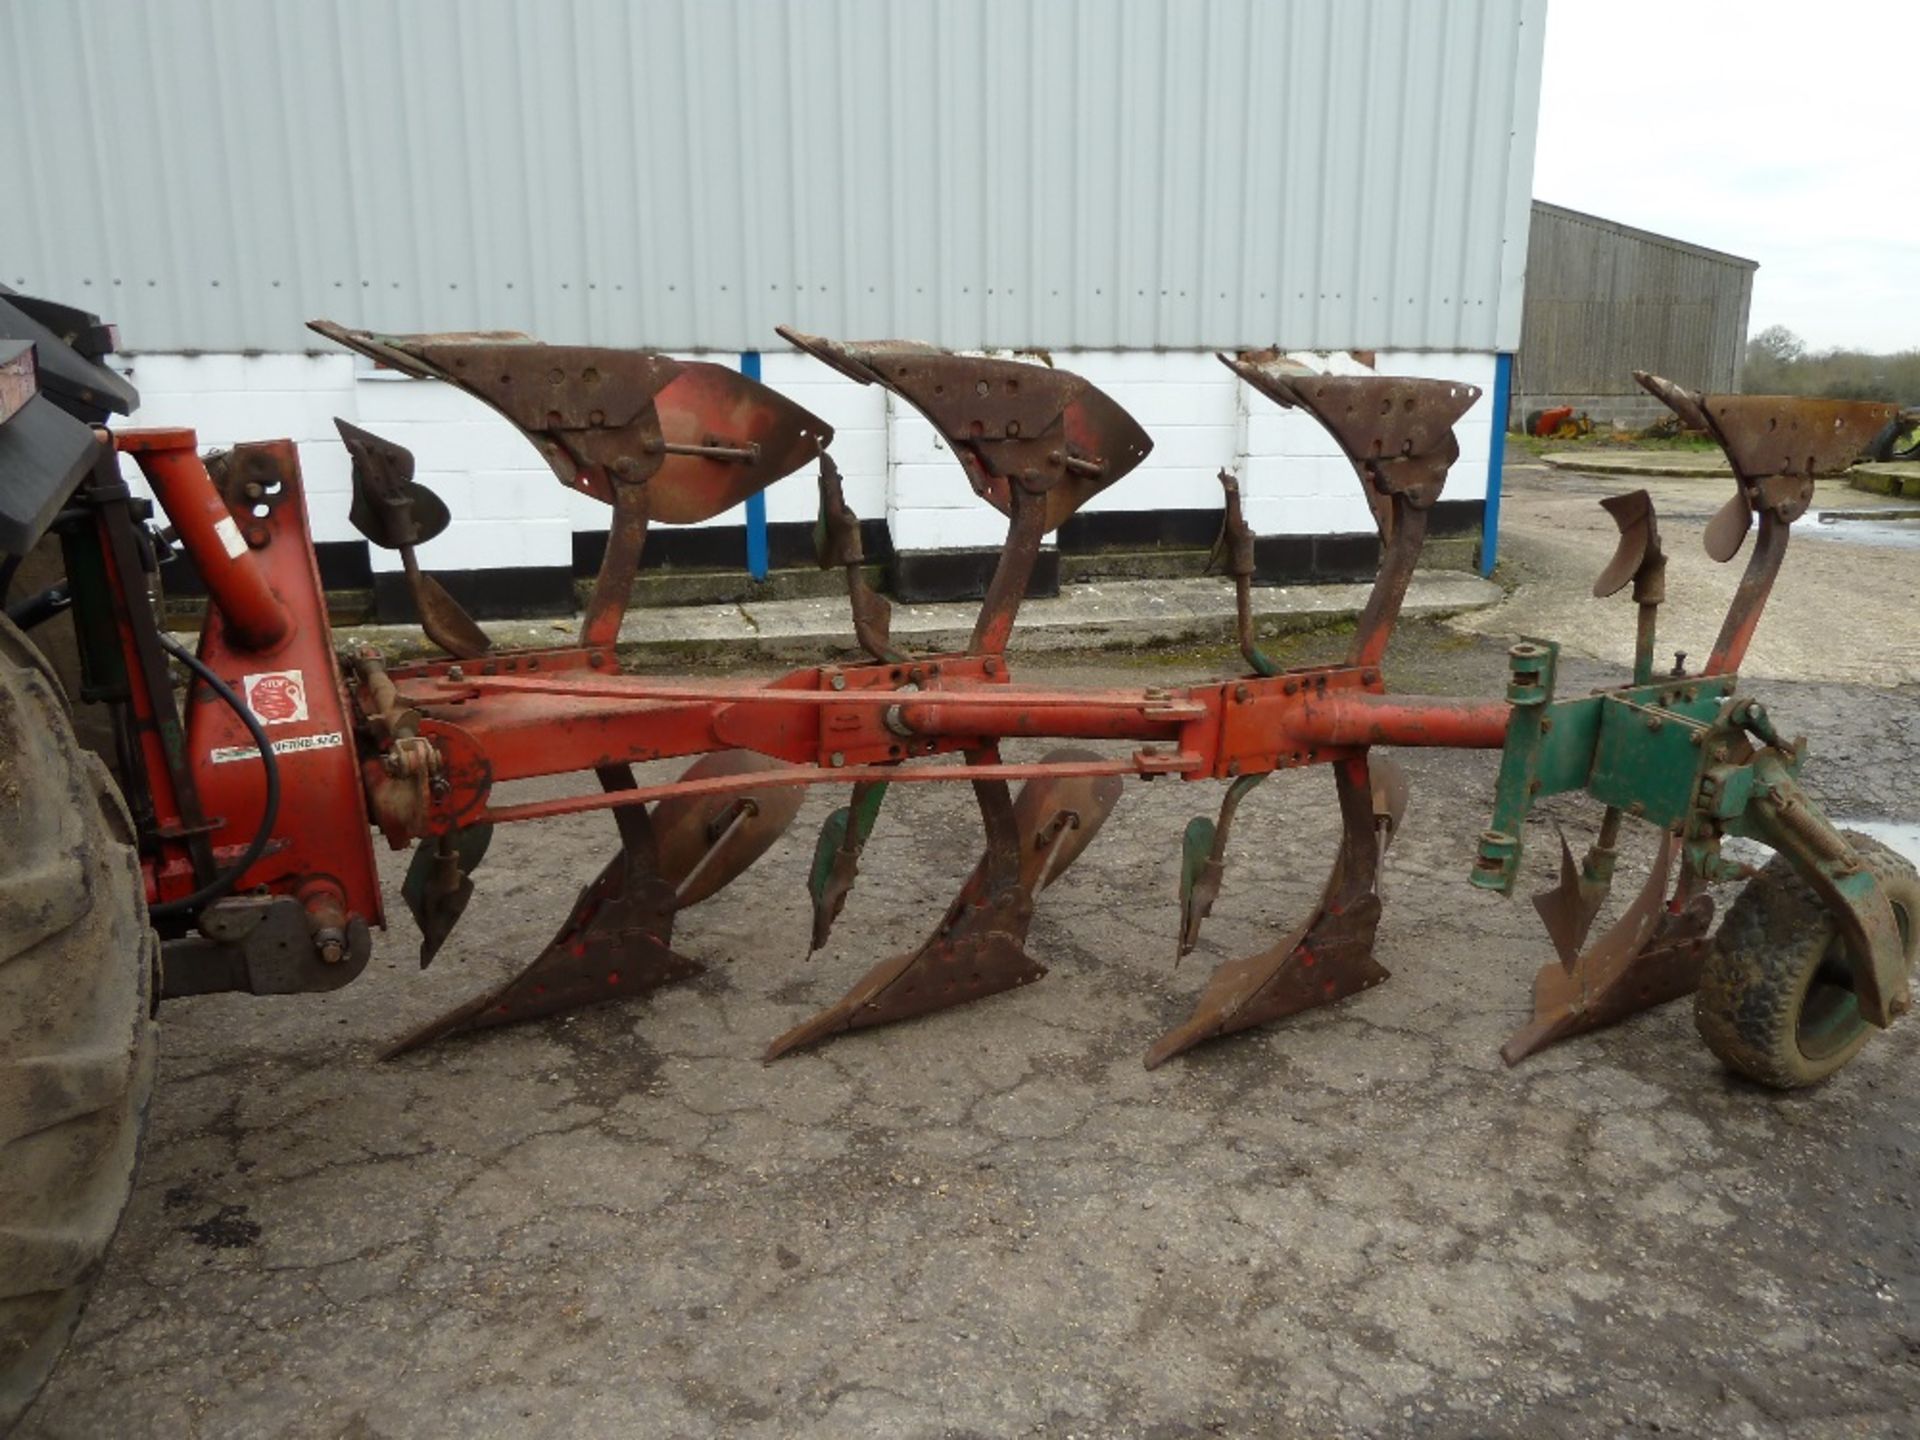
0 614 157 1433
1696 832 1920 1089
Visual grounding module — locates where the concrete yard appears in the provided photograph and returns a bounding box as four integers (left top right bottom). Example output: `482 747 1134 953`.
22 462 1920 1439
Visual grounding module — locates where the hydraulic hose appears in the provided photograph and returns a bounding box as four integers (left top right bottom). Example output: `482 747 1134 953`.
147 631 281 920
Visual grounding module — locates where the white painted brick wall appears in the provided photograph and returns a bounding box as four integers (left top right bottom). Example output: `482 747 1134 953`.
756 350 887 527
106 346 1498 566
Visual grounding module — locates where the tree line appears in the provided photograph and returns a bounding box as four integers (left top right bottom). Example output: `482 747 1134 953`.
1743 326 1920 405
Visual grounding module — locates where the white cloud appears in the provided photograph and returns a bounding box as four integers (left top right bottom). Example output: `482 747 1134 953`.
1533 0 1920 351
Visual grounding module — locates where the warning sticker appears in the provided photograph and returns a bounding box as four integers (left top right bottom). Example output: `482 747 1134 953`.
210 731 344 765
243 670 309 725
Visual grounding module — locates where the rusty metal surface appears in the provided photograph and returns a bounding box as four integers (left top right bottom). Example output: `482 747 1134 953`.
815 453 899 662
1531 491 1669 956
1179 773 1267 958
312 322 832 521
806 780 889 954
581 481 650 651
777 328 1151 534
1592 490 1663 602
1532 823 1619 968
779 329 1152 659
1702 510 1790 678
1634 376 1899 677
969 492 1049 657
401 826 495 968
383 770 699 1056
335 420 490 660
1220 358 1479 513
1502 833 1715 1065
764 749 1124 1061
1223 358 1479 669
1212 470 1279 678
1636 372 1895 564
382 848 696 1057
1147 754 1410 1069
651 750 805 910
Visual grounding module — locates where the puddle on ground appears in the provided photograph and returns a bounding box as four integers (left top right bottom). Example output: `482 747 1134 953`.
1723 819 1920 872
1799 509 1920 549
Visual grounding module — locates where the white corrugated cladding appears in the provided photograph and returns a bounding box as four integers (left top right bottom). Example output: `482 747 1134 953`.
2 0 1543 356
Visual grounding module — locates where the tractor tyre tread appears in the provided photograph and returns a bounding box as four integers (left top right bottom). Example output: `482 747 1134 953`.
0 614 156 1434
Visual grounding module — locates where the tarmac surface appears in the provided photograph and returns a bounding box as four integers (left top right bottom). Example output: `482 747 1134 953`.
22 460 1920 1439
1466 461 1920 687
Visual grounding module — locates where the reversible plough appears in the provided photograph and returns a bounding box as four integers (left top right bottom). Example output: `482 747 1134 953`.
42 315 1919 1088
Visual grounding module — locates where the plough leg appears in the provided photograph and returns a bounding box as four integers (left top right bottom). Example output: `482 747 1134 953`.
1531 812 1622 965
815 453 900 664
765 748 1122 1060
401 823 494 967
1179 773 1267 959
1147 753 1409 1068
334 419 491 659
1502 831 1715 1065
384 751 802 1055
805 780 890 954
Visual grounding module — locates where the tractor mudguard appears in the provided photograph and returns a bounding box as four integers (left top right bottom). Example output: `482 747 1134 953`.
0 291 137 557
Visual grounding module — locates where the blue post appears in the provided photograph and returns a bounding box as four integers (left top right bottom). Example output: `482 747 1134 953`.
1480 351 1512 578
741 350 770 581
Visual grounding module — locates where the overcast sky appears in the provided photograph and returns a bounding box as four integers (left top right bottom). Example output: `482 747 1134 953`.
1533 0 1918 354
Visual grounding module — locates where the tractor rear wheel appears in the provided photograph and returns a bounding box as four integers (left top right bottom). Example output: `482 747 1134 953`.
0 614 157 1432
1696 833 1920 1089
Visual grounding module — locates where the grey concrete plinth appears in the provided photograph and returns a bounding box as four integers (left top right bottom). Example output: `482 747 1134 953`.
331 572 1504 666
1540 450 1731 479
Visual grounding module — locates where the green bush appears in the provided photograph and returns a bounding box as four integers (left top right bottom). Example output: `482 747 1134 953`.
1744 326 1920 405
